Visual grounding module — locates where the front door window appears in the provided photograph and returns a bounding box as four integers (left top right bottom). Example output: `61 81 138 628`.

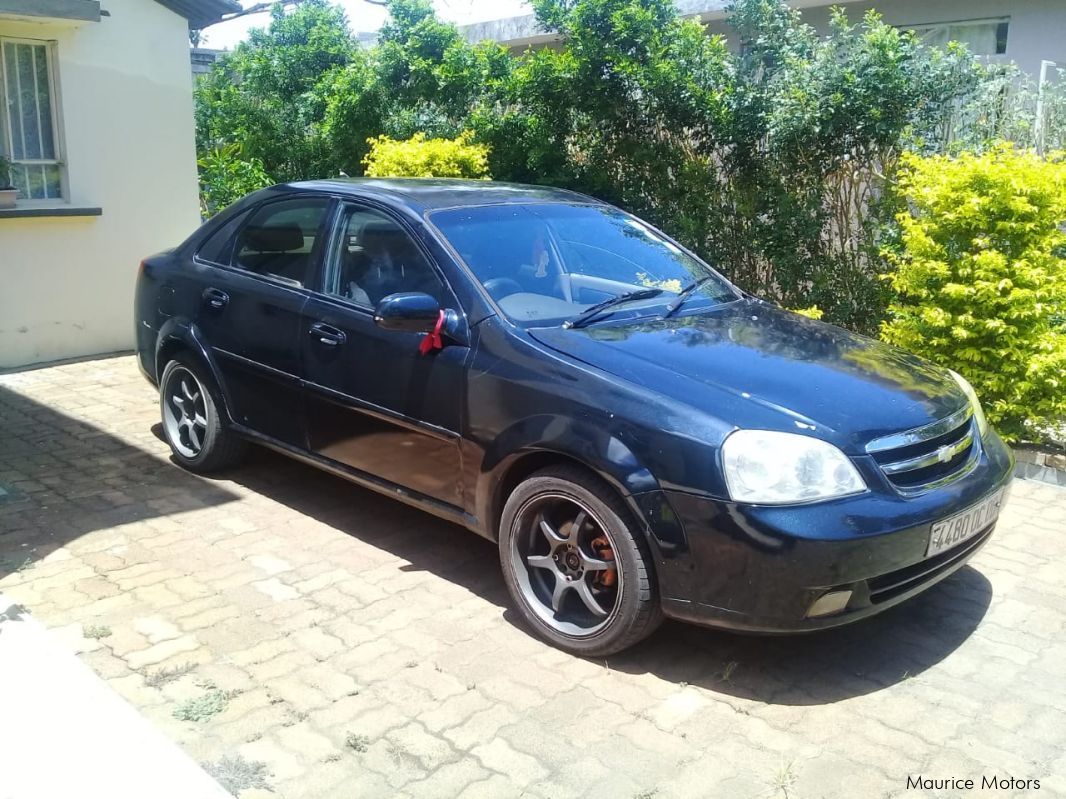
326 205 445 307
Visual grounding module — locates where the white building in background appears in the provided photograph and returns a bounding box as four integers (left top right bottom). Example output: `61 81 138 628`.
461 0 1065 79
0 0 238 370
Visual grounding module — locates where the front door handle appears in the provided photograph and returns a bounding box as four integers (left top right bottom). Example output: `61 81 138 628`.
309 322 346 347
202 288 229 310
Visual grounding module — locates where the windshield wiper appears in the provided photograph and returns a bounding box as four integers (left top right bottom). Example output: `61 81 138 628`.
663 275 717 318
563 288 664 330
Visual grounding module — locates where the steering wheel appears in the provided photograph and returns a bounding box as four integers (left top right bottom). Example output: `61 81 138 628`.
483 277 524 301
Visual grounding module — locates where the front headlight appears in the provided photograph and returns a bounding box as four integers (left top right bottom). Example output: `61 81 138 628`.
722 430 867 505
949 370 989 437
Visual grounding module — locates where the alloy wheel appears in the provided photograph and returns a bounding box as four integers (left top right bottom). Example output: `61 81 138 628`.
162 366 209 459
509 493 622 637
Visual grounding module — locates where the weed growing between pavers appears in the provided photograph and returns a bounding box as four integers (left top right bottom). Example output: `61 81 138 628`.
173 689 238 722
143 662 195 688
771 761 797 798
202 754 272 796
83 624 111 640
344 733 370 753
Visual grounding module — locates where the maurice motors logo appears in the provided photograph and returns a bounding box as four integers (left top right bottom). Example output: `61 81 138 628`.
907 775 1041 791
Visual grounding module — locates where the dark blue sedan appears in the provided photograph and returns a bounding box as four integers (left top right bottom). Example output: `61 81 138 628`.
134 179 1014 655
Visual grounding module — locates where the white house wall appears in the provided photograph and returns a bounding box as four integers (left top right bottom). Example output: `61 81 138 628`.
0 0 201 369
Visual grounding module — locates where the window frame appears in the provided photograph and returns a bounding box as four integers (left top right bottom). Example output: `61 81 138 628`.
0 36 65 201
317 198 455 314
903 17 1009 57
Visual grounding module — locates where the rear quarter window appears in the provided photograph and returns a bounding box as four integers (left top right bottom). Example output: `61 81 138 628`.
197 210 251 265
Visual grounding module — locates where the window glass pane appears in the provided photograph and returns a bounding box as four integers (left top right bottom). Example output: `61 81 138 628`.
431 203 735 326
947 23 998 56
197 210 250 264
995 22 1009 55
3 43 22 159
11 163 60 200
33 45 55 159
233 198 329 287
16 43 40 159
327 205 444 307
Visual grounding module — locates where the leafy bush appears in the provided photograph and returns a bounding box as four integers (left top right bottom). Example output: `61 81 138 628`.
363 131 490 178
881 147 1066 442
198 144 272 217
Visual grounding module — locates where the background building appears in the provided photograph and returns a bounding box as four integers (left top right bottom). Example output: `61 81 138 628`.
461 0 1065 79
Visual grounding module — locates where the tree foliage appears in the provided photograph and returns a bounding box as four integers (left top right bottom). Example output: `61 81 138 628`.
197 144 272 216
195 0 1008 335
881 147 1066 442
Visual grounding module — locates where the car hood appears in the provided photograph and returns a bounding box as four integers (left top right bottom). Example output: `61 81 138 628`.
528 300 968 453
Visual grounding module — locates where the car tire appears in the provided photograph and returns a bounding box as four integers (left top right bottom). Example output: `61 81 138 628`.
499 465 663 657
159 356 247 473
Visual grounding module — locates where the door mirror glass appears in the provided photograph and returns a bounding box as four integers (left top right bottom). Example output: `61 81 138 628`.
374 292 441 333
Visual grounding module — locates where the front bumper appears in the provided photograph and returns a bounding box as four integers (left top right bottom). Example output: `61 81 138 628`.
637 429 1015 633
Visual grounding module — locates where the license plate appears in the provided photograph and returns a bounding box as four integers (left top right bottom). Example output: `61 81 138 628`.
927 489 1004 557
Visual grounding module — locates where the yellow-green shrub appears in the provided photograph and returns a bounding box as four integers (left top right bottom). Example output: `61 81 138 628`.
792 306 824 320
362 132 490 179
881 146 1066 442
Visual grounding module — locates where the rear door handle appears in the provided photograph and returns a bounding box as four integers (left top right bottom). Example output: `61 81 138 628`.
309 322 346 347
202 288 229 310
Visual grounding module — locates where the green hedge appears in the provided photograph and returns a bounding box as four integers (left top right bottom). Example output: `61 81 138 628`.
881 147 1066 442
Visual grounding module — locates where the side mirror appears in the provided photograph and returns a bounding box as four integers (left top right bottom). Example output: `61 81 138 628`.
374 292 441 333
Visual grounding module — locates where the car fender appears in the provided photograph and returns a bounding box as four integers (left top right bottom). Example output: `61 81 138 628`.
475 413 664 539
155 317 236 424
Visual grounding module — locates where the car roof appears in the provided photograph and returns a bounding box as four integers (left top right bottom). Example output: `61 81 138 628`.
281 178 598 213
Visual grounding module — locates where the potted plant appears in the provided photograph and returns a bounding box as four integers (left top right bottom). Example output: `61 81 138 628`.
0 156 17 209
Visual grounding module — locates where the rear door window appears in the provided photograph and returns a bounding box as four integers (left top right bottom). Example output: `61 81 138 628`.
231 198 331 288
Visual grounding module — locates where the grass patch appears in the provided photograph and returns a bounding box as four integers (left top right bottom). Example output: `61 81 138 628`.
144 662 196 688
201 754 272 796
770 761 797 798
83 624 112 640
344 732 370 753
173 689 235 722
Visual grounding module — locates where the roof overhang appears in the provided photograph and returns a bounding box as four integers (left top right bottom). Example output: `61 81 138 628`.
154 0 241 29
0 0 101 25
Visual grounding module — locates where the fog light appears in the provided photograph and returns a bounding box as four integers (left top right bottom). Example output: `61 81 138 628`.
806 590 853 618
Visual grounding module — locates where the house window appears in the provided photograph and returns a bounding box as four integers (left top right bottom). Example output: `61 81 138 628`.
1 38 62 200
907 18 1009 57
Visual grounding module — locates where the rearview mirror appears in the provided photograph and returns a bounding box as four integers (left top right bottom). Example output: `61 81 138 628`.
374 292 441 333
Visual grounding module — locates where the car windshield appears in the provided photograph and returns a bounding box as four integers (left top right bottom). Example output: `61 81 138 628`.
429 203 738 327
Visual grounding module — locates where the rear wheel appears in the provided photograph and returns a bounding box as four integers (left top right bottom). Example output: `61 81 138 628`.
499 466 662 656
159 356 246 473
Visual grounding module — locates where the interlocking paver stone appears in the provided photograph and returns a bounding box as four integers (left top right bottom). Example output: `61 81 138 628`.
2 354 1065 798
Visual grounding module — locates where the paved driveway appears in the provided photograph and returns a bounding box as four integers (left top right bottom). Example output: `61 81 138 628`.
1 355 1064 799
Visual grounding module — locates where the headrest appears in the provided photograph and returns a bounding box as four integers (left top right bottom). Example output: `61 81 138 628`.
241 224 304 253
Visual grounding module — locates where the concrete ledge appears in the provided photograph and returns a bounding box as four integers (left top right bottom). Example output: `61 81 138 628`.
0 594 230 799
0 206 102 219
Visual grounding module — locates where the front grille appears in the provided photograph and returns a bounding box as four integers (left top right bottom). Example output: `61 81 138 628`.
867 523 993 604
866 405 978 492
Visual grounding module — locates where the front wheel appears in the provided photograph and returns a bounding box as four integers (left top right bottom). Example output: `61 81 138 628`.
159 356 246 473
499 466 663 657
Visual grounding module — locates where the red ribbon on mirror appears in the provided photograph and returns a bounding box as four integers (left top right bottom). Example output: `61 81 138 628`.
419 310 446 356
